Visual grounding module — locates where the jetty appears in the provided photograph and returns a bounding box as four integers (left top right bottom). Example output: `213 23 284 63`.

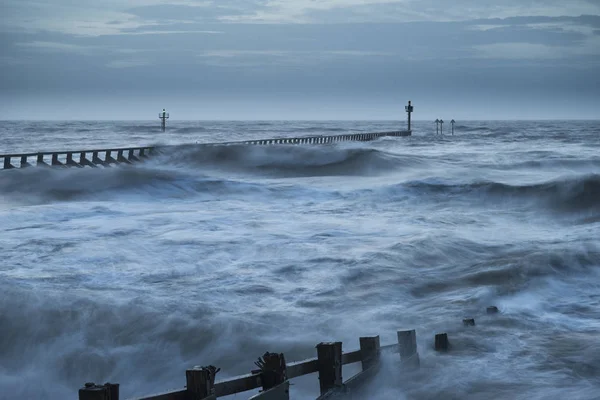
0 102 414 171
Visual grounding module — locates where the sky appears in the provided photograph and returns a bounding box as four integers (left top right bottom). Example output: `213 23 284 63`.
1 0 599 120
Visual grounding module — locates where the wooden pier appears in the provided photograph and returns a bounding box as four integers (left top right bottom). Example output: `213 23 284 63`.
79 329 422 400
0 130 410 171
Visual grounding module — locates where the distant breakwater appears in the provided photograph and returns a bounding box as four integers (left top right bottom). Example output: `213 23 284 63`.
0 130 410 170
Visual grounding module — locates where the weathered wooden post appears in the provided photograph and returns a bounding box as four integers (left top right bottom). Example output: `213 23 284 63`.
186 365 219 400
316 342 343 395
253 352 287 391
2 156 11 169
451 119 455 135
78 382 119 400
435 119 439 135
434 333 450 352
397 330 420 369
463 318 475 326
359 336 381 371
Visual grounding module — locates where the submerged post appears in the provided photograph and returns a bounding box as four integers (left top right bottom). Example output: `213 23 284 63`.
405 100 414 131
159 109 169 132
435 119 439 135
451 119 455 135
440 119 444 135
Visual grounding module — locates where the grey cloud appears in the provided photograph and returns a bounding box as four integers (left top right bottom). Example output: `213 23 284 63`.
124 4 247 21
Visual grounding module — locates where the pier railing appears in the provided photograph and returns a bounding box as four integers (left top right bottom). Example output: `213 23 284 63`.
0 130 410 170
79 329 421 400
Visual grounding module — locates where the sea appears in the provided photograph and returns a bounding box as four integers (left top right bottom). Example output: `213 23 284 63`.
1 120 599 400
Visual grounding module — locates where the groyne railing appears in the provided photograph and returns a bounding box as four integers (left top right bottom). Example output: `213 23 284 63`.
77 308 497 400
0 130 410 170
78 329 422 400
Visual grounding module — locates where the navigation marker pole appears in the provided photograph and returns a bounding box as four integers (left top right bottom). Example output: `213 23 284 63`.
405 100 414 131
159 109 170 132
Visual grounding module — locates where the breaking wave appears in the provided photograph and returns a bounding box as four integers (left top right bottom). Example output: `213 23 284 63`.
157 143 421 177
402 174 600 212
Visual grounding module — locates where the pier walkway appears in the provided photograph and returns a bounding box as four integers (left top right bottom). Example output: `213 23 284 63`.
0 130 410 170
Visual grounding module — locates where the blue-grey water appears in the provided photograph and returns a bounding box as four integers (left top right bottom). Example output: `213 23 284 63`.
1 120 599 399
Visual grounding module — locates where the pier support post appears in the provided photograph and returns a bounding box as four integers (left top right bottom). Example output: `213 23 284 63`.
78 382 119 400
359 336 381 371
37 153 48 167
117 150 131 164
51 154 64 166
316 342 343 395
3 156 13 169
397 330 420 369
20 155 31 168
186 365 219 400
66 152 82 167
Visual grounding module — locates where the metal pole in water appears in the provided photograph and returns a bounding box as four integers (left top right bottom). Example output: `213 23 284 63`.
159 109 170 132
405 100 414 131
451 119 455 135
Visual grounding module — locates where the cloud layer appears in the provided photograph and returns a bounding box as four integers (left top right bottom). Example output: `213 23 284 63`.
1 0 599 119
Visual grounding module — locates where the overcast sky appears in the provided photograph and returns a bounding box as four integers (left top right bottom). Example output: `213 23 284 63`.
1 0 599 120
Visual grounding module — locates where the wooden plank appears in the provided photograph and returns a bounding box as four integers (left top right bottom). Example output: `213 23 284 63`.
342 363 380 393
129 389 188 400
341 350 362 366
286 357 318 379
248 381 290 400
214 372 261 397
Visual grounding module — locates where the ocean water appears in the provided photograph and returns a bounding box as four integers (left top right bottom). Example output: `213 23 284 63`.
1 120 599 399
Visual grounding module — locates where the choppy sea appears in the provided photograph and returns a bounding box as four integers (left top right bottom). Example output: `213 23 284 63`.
1 120 599 399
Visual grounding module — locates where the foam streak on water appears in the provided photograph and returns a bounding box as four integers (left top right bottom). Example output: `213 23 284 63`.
1 120 599 399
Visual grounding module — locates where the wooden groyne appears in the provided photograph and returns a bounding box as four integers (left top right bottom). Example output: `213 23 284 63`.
0 130 410 170
78 305 499 400
79 329 421 400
